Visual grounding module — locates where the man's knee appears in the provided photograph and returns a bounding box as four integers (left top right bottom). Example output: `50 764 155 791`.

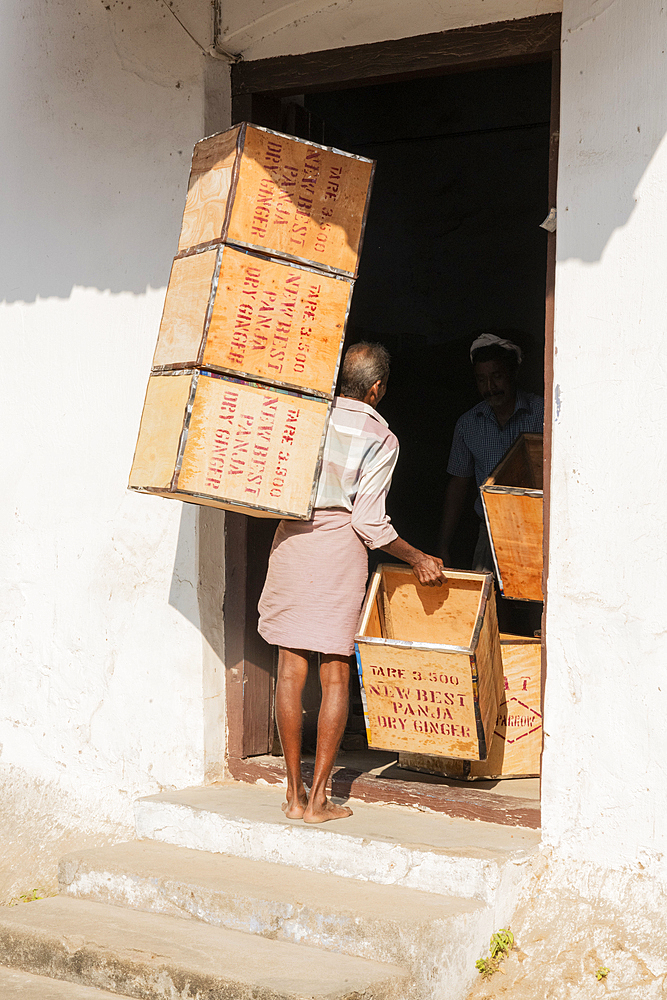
277 648 309 686
320 657 351 689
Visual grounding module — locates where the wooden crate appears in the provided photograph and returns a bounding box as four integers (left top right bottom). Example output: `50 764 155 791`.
152 245 352 398
354 565 503 761
128 370 329 518
398 633 542 779
177 123 375 276
480 433 544 602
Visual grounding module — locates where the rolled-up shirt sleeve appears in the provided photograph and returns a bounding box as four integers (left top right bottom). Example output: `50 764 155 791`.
350 438 399 550
446 417 475 478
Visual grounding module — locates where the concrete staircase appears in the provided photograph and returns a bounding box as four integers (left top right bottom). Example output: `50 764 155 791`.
0 782 540 999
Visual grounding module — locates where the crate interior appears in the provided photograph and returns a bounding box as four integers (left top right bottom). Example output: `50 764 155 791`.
489 433 543 490
361 565 483 648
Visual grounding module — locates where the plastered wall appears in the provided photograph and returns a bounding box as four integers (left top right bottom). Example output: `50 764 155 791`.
543 0 667 868
0 0 227 849
219 0 562 61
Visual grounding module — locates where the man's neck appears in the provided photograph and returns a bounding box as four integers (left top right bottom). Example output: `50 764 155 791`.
490 393 517 429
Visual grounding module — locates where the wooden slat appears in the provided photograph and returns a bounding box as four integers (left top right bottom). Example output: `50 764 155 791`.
485 433 542 489
477 638 542 778
227 126 374 277
223 513 248 759
474 587 503 754
128 373 193 490
204 248 352 396
357 642 478 758
242 518 279 755
227 755 540 829
401 636 542 780
152 250 218 368
178 127 241 251
481 433 544 602
177 375 329 518
130 372 330 519
356 566 502 761
223 514 278 758
232 14 561 97
382 569 481 647
482 491 543 602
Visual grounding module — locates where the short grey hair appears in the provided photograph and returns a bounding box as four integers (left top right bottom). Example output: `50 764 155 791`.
339 342 391 400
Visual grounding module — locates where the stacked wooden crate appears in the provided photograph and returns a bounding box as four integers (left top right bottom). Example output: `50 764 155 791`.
355 565 504 761
356 434 545 774
129 123 375 518
398 632 542 778
385 433 545 777
481 432 544 601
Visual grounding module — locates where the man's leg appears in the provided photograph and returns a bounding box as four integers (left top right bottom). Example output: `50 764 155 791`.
303 654 353 824
275 647 310 819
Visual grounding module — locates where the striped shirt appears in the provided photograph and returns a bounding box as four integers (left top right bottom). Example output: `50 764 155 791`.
315 396 399 550
447 390 544 517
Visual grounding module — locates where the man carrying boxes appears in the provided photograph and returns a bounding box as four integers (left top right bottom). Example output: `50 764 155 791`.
258 342 445 823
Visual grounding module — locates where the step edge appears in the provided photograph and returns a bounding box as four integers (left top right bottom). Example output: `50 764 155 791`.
133 799 535 902
59 860 486 970
0 896 411 977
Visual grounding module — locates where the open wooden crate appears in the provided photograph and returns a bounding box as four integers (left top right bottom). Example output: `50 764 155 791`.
355 565 503 761
177 123 375 277
151 245 352 398
398 632 542 779
128 370 329 518
480 432 544 602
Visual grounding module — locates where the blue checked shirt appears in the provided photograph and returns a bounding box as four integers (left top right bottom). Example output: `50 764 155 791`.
447 390 544 517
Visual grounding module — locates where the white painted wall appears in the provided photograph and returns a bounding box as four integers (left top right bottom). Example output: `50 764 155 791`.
6 0 664 911
220 0 562 60
543 0 667 869
0 0 227 863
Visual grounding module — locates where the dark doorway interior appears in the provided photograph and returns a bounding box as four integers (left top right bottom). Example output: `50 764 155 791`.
304 61 550 565
226 45 555 822
281 63 551 763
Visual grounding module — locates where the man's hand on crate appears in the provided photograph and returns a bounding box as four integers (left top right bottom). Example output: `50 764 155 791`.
380 538 446 587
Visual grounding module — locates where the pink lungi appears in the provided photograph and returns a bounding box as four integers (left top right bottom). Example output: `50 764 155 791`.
257 508 368 657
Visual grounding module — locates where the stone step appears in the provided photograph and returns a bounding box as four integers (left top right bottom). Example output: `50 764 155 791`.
134 781 539 903
0 965 122 999
0 896 408 1000
59 840 490 996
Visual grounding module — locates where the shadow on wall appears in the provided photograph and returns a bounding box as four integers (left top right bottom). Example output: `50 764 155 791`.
556 11 667 264
168 501 226 669
4 1 667 303
0 0 209 305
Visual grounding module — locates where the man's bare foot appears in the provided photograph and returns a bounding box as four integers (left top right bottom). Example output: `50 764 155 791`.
303 798 353 824
281 789 308 820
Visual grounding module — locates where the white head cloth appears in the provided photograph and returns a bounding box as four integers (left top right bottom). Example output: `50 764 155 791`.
470 333 522 364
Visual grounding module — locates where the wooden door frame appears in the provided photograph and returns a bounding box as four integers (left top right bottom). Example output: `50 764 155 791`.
224 13 560 828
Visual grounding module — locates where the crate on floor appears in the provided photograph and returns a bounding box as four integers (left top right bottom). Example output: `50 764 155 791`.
398 632 542 779
177 123 375 276
152 245 352 398
481 432 543 602
128 370 329 519
354 565 503 761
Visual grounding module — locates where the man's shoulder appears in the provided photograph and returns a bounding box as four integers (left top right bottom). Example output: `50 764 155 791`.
454 400 488 430
518 391 545 417
521 390 544 406
332 397 395 441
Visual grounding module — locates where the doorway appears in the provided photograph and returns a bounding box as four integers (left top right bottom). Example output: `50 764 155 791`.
223 16 559 828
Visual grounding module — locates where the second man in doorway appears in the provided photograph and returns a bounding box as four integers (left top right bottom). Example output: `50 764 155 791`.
439 332 544 572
